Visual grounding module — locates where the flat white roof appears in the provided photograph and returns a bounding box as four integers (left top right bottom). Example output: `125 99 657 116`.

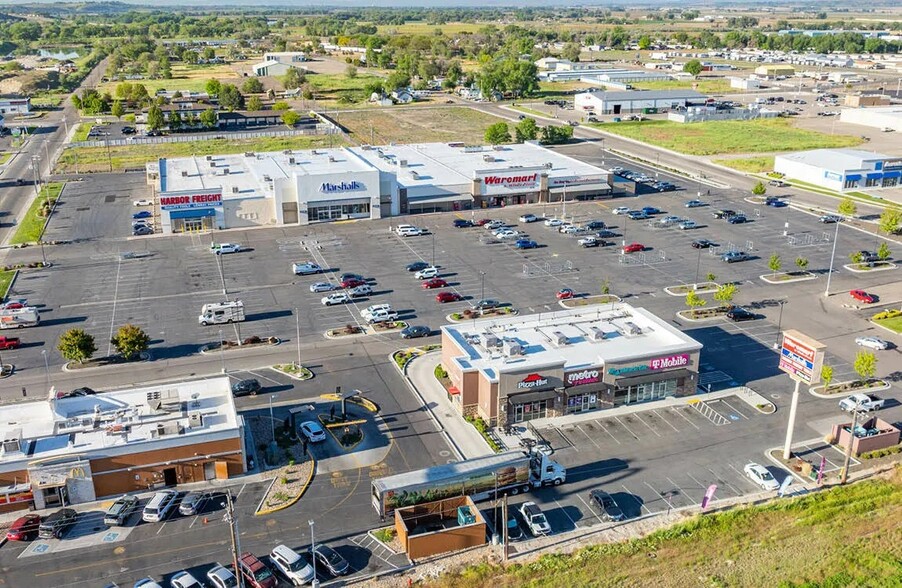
776 148 891 171
0 377 240 471
443 304 702 381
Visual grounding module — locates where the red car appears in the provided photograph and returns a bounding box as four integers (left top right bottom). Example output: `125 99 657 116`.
621 243 645 254
436 291 462 303
850 289 875 304
6 514 40 541
1 302 25 310
341 278 366 289
556 288 575 300
422 278 449 289
474 218 492 226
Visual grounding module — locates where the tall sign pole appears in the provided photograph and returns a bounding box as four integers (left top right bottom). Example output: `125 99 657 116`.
779 330 827 460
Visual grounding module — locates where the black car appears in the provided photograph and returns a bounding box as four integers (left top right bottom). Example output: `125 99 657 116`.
60 387 96 398
595 229 617 239
452 219 473 228
231 379 261 397
586 220 606 230
819 214 843 224
311 545 349 576
121 126 136 135
691 239 715 249
38 508 77 539
406 261 429 272
712 209 736 219
727 215 747 224
727 308 756 322
588 490 625 522
400 325 430 339
133 225 153 236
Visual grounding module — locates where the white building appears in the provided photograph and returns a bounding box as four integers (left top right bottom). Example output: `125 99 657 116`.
0 97 30 115
146 142 612 233
262 51 306 64
840 106 902 132
774 149 901 192
253 60 300 77
575 90 705 115
730 77 761 90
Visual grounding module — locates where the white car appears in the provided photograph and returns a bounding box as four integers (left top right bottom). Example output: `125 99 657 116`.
560 225 583 234
544 218 563 227
612 207 631 215
495 229 520 239
300 421 327 443
206 564 237 588
361 304 392 318
309 282 335 293
658 215 682 226
170 571 203 588
321 292 351 306
270 544 316 585
485 220 506 230
744 463 779 491
855 336 889 350
292 262 322 275
685 200 706 208
349 284 372 297
133 199 153 206
519 214 538 223
415 266 440 279
677 220 697 230
212 243 241 255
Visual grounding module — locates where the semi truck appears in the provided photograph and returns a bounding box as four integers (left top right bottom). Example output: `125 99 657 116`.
198 301 245 326
0 308 40 329
371 450 566 518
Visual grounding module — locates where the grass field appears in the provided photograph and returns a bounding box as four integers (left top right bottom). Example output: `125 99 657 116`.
875 316 902 334
337 106 505 145
713 156 776 173
594 118 864 156
56 135 344 174
0 152 11 165
10 182 64 245
72 123 92 143
306 72 384 105
0 270 14 299
96 63 244 96
29 93 66 108
424 467 902 588
630 78 737 95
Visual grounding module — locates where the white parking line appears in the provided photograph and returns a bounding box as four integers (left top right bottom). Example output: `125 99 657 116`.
622 484 654 516
554 498 580 529
235 484 247 499
666 476 694 506
577 494 604 524
594 420 622 445
653 409 680 432
719 397 749 419
576 424 604 450
724 464 755 493
245 370 282 386
631 413 662 437
614 416 641 440
644 481 675 510
684 472 721 498
669 406 701 430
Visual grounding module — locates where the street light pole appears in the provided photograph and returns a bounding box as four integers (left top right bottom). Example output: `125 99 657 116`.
694 246 702 286
41 349 51 392
309 520 319 588
432 233 435 267
295 307 302 370
218 328 226 373
774 300 787 349
269 394 278 443
824 220 840 297
480 271 486 301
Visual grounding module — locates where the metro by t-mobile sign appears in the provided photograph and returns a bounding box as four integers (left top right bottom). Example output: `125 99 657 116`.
778 329 826 385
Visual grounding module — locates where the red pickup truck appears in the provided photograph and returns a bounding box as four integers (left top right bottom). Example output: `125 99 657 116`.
0 336 21 350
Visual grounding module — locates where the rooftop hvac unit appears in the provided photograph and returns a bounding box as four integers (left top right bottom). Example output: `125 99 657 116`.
205 155 212 161
244 152 254 157
553 331 568 345
482 155 495 162
482 333 500 348
181 170 188 177
289 157 295 164
493 145 505 151
232 186 239 193
209 161 216 168
361 145 373 150
410 171 420 180
590 326 607 341
328 156 335 162
399 159 407 167
283 149 292 154
544 162 553 169
624 321 642 335
187 413 204 429
223 168 230 175
262 175 272 182
502 339 522 356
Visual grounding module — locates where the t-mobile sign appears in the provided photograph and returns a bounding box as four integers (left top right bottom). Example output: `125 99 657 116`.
648 353 690 370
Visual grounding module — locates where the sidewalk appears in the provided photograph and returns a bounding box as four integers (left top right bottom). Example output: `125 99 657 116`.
403 350 492 460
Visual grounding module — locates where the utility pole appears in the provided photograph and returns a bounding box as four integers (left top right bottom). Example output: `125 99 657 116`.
225 492 243 588
295 308 302 370
824 220 840 297
840 408 860 484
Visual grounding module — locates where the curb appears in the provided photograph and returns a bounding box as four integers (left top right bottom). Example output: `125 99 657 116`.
870 320 902 337
675 309 728 322
271 365 315 381
843 262 897 274
254 455 317 516
199 339 281 355
62 351 151 373
759 272 817 284
366 528 400 555
663 283 718 297
445 311 519 323
808 379 891 399
324 322 408 339
559 295 621 308
2 269 19 300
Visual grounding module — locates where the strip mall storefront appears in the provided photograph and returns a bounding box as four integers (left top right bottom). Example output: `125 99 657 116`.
472 168 611 209
160 189 224 234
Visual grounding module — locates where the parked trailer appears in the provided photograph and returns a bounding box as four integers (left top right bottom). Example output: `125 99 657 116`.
0 308 39 329
371 450 566 518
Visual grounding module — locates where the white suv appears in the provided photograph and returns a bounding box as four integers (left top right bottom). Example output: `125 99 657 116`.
142 490 178 523
361 304 392 318
396 224 424 237
270 544 315 585
415 266 440 279
321 292 351 306
367 309 399 324
612 207 631 215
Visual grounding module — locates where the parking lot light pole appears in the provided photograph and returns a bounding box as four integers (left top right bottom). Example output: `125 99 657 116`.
295 308 302 369
432 233 436 266
218 329 226 373
269 394 278 443
480 271 486 301
694 247 702 286
41 349 51 392
824 220 840 297
774 300 787 349
309 519 319 588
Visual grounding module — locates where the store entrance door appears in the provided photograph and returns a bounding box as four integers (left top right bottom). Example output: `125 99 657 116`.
184 219 204 232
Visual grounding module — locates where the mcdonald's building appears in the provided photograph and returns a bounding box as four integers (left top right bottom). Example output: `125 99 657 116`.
0 377 245 513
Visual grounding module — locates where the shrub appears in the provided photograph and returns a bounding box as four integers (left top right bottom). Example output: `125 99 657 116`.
243 335 262 345
373 527 396 543
860 445 901 460
465 415 502 452
872 309 902 321
435 364 448 379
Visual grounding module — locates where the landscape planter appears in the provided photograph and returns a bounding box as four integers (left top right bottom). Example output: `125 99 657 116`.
447 308 519 322
676 307 731 322
664 283 718 297
272 363 314 381
200 337 280 354
64 351 151 371
810 378 890 398
759 272 817 284
559 295 621 307
843 261 896 273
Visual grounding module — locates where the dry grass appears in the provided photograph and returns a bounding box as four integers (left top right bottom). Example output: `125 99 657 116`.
338 106 505 145
97 63 245 95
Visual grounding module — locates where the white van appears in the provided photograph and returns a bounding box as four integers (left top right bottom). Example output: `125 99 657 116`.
270 544 316 585
396 224 423 237
142 490 178 523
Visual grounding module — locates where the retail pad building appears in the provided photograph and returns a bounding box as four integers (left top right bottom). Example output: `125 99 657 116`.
575 90 706 115
440 304 703 427
0 377 244 513
146 142 611 233
774 149 901 192
840 105 902 132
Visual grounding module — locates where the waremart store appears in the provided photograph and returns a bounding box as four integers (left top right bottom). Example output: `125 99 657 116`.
148 142 611 232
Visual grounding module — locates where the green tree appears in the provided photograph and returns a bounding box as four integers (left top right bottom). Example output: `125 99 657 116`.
820 364 834 391
751 181 766 196
282 67 305 90
683 59 704 77
484 122 511 145
877 242 891 261
853 350 877 384
168 111 182 131
218 84 244 111
849 251 863 264
272 101 290 111
281 110 301 126
199 108 217 129
70 94 82 111
345 64 358 78
795 256 809 273
706 272 716 283
838 197 857 218
561 42 581 62
878 208 901 235
111 100 125 120
203 47 216 60
146 105 164 130
514 117 538 143
685 290 707 314
638 36 652 50
111 323 150 361
58 329 97 364
247 96 263 111
713 283 738 307
241 78 263 94
768 253 782 277
540 124 573 145
205 79 221 97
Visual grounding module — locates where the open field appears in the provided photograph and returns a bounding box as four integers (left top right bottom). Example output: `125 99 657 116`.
713 156 776 173
424 467 902 588
10 182 64 245
306 72 384 105
0 270 14 298
594 118 864 156
630 78 737 95
96 63 245 95
337 106 504 144
56 135 345 174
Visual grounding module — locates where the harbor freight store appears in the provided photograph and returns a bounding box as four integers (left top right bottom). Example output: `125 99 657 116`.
440 305 703 427
146 142 611 232
0 377 245 513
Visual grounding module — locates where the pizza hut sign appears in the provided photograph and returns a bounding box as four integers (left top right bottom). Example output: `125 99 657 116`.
565 369 601 387
517 373 549 390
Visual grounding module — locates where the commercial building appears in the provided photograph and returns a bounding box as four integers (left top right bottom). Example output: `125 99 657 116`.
440 304 703 427
0 97 31 115
575 89 705 115
146 142 611 233
774 149 902 192
754 65 796 78
0 377 245 513
840 105 902 132
253 51 307 76
668 104 779 124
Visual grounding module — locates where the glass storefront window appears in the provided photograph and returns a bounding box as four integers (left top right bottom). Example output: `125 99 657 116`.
613 379 677 405
310 203 370 221
513 400 548 422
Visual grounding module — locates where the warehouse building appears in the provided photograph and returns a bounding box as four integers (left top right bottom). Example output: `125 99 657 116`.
574 89 705 115
840 105 902 132
774 149 901 192
440 304 703 427
146 142 612 233
0 377 245 513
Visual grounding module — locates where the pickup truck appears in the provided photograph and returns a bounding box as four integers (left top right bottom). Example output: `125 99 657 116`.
0 336 21 350
838 393 885 412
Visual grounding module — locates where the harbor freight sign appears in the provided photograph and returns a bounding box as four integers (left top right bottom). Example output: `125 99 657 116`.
778 329 826 385
160 190 223 210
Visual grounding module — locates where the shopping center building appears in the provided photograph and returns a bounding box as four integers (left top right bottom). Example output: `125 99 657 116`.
145 141 611 233
440 305 703 427
0 377 245 513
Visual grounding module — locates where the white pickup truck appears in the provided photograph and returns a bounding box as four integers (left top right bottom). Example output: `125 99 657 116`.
838 393 885 412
